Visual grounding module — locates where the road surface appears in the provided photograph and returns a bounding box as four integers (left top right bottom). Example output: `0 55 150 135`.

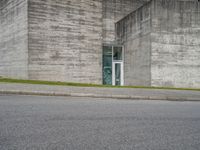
0 95 200 150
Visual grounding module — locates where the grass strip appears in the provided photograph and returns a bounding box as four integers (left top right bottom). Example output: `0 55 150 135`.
0 77 200 91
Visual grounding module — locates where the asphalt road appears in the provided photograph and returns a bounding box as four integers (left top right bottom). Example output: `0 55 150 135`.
0 95 200 150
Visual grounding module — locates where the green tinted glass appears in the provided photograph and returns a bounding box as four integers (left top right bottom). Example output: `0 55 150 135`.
115 63 121 86
113 47 122 60
103 46 112 85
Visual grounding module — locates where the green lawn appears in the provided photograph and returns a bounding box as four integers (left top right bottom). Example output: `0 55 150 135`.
0 77 200 91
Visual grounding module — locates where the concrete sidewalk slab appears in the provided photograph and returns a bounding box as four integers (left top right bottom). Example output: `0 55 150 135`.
0 82 200 101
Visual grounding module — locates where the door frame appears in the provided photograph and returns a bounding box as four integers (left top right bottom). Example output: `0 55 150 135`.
112 61 124 86
112 46 124 86
102 44 124 86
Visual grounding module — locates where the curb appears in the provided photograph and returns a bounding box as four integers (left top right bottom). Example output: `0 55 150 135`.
0 90 200 101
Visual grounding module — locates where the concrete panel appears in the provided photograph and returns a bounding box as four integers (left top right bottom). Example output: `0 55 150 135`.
102 0 146 44
28 0 103 84
151 0 200 88
0 0 28 79
124 34 151 86
116 2 152 86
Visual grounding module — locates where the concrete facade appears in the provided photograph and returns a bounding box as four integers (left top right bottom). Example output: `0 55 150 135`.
151 0 200 88
116 2 152 86
102 0 145 44
116 0 200 88
0 0 28 79
1 0 200 88
28 0 103 84
0 0 144 84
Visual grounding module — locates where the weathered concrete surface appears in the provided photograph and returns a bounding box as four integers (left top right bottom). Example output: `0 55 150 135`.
28 0 103 84
102 0 146 44
0 0 148 85
117 0 200 88
1 0 200 88
151 0 200 88
0 0 28 79
116 2 152 86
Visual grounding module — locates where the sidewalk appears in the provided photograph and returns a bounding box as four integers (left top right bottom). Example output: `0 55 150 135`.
0 82 200 101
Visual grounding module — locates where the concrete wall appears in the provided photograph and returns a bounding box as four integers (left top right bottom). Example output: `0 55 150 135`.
116 2 152 86
151 0 200 88
102 0 146 44
2 0 199 88
28 0 103 84
0 0 28 79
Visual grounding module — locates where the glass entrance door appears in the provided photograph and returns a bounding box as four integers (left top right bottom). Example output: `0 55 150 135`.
103 45 124 86
112 46 124 86
113 62 123 86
